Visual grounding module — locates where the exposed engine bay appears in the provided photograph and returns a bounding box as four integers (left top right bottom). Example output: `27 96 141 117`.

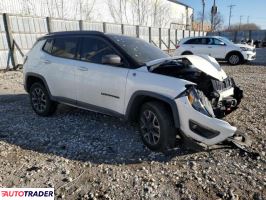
149 56 243 117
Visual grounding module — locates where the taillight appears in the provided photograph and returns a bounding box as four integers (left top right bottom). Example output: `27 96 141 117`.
176 45 180 49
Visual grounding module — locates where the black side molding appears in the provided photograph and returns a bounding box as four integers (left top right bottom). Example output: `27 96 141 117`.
125 91 180 128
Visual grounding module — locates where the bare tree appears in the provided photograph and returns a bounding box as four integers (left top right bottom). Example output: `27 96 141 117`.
107 0 129 24
211 12 224 31
130 0 151 25
151 0 170 27
22 0 36 15
76 0 96 20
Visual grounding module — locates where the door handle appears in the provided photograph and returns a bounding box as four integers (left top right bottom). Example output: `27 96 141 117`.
78 66 88 71
208 46 212 48
43 60 51 64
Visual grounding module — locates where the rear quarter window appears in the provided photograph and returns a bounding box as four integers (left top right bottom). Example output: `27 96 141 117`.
43 39 53 54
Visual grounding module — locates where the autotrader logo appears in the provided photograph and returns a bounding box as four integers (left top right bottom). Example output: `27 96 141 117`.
0 188 54 199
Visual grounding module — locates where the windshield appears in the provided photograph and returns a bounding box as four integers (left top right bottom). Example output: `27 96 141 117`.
108 34 169 65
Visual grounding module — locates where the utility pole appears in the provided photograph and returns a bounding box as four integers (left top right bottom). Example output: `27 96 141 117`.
211 0 217 31
228 4 235 30
239 15 243 31
201 0 205 32
247 16 250 24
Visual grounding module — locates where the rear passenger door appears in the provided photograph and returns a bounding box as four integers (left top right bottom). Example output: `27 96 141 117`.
76 36 129 114
41 36 79 100
184 38 205 55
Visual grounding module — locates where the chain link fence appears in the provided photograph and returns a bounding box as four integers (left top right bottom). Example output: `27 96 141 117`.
0 13 207 70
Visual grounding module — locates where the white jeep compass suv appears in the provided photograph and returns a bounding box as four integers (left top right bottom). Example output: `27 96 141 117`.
23 31 244 151
174 36 256 65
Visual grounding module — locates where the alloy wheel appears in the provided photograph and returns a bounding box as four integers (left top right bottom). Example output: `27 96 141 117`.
140 110 161 145
31 87 47 113
229 55 240 65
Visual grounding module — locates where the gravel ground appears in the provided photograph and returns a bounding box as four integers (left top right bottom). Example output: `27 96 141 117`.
0 50 266 200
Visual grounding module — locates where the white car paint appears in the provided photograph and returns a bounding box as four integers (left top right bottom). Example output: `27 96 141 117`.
174 36 256 63
23 36 240 147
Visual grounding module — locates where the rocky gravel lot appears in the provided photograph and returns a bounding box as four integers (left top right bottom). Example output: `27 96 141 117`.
0 49 265 200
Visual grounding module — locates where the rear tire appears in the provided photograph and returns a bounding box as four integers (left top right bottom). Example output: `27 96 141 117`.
29 82 57 116
138 101 177 151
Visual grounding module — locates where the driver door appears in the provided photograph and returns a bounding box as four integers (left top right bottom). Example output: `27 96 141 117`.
76 36 129 114
203 38 226 59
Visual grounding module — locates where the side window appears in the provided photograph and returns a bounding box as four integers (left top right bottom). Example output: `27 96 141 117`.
185 39 196 44
185 38 201 45
213 38 225 45
80 37 117 64
43 39 53 54
205 38 213 45
51 37 78 59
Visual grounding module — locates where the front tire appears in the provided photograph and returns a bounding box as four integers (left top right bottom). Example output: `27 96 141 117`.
227 53 242 65
139 101 177 151
29 82 57 116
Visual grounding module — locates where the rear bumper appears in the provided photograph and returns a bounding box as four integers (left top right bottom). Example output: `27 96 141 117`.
175 96 236 145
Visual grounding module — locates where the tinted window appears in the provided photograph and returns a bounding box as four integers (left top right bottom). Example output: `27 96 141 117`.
204 38 225 45
43 39 53 53
80 37 117 64
51 37 78 59
108 34 169 64
213 38 225 45
185 38 202 44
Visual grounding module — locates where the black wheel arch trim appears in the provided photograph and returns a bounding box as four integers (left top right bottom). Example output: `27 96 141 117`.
24 72 52 98
225 51 244 61
125 91 180 128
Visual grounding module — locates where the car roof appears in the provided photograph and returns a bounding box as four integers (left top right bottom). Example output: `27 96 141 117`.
180 36 223 43
39 31 105 40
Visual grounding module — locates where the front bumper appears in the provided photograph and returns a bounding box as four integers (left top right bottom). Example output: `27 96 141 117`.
242 50 256 61
211 78 243 116
175 96 236 145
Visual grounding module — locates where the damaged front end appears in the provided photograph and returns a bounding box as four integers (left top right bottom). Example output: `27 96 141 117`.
146 56 254 151
175 85 251 150
148 55 243 118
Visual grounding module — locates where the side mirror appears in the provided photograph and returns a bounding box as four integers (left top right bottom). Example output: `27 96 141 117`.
102 54 122 65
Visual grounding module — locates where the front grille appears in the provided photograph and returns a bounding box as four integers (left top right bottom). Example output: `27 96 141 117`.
211 77 234 91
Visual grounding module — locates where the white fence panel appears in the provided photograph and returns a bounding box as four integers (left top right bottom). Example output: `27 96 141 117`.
151 28 159 47
139 26 149 42
106 23 121 34
161 28 168 50
83 22 103 32
51 19 79 32
124 25 136 37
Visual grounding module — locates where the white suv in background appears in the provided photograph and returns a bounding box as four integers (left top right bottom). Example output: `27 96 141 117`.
174 36 256 65
23 31 245 151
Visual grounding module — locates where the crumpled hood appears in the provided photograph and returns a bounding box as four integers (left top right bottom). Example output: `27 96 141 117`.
146 55 227 81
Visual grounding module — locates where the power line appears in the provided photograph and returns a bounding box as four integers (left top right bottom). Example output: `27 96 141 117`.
228 4 236 30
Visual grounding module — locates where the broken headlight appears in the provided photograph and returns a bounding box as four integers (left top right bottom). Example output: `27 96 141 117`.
187 87 214 117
